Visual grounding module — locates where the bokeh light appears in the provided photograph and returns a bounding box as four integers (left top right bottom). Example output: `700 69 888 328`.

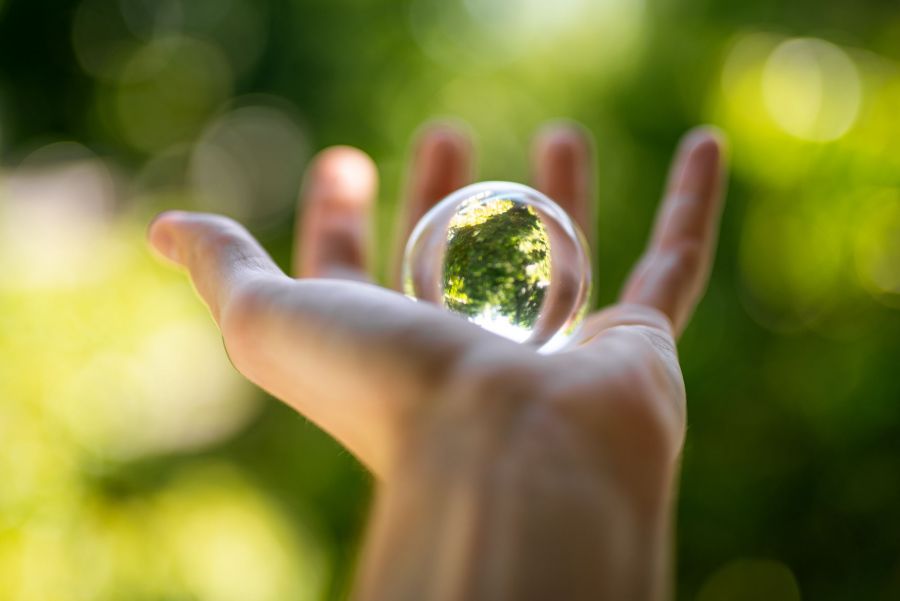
176 0 268 77
409 0 644 75
738 193 849 329
72 0 143 80
117 0 184 40
157 464 328 601
715 30 900 337
0 463 327 601
854 188 900 307
190 100 309 223
762 38 861 142
109 35 233 152
74 0 266 81
0 144 116 290
696 559 801 601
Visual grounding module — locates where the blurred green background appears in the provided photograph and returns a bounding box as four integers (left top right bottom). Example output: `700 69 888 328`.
1 0 899 599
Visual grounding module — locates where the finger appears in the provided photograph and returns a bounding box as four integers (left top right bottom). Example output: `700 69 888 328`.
395 123 473 287
620 127 727 337
532 122 596 247
404 123 473 237
148 210 283 322
294 146 378 280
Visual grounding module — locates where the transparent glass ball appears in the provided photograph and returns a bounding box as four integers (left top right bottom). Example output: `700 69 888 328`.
403 181 592 353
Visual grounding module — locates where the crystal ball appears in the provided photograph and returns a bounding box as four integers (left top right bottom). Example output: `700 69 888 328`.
403 181 592 353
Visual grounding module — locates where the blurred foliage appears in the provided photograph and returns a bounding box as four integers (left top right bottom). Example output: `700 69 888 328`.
0 0 899 599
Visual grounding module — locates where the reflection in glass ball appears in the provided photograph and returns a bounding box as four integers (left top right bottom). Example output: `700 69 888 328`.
403 182 592 353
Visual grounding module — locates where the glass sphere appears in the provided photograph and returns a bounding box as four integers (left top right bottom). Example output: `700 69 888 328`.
403 181 592 353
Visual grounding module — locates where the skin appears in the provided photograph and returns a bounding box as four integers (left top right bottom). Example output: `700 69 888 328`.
148 121 727 601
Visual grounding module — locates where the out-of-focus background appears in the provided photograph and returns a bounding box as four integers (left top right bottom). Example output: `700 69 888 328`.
0 0 899 599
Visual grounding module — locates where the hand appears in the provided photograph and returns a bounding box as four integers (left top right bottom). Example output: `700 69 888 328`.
148 122 727 601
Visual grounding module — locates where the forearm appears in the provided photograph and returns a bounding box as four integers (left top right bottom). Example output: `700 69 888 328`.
351 420 675 601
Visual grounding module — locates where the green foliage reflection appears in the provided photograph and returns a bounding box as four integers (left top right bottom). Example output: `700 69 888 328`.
442 199 551 333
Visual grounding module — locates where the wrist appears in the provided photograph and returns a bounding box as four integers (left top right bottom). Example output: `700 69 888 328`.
357 397 677 601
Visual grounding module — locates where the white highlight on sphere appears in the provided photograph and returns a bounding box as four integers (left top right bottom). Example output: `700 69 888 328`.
403 182 592 353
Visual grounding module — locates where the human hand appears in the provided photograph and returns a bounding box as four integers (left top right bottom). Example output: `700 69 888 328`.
148 122 726 600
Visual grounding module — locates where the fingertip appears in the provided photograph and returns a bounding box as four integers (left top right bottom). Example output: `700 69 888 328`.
306 145 378 208
411 121 474 189
415 121 473 159
405 120 474 214
532 120 593 165
693 124 728 148
148 210 188 263
667 126 729 200
679 125 727 165
531 120 595 244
